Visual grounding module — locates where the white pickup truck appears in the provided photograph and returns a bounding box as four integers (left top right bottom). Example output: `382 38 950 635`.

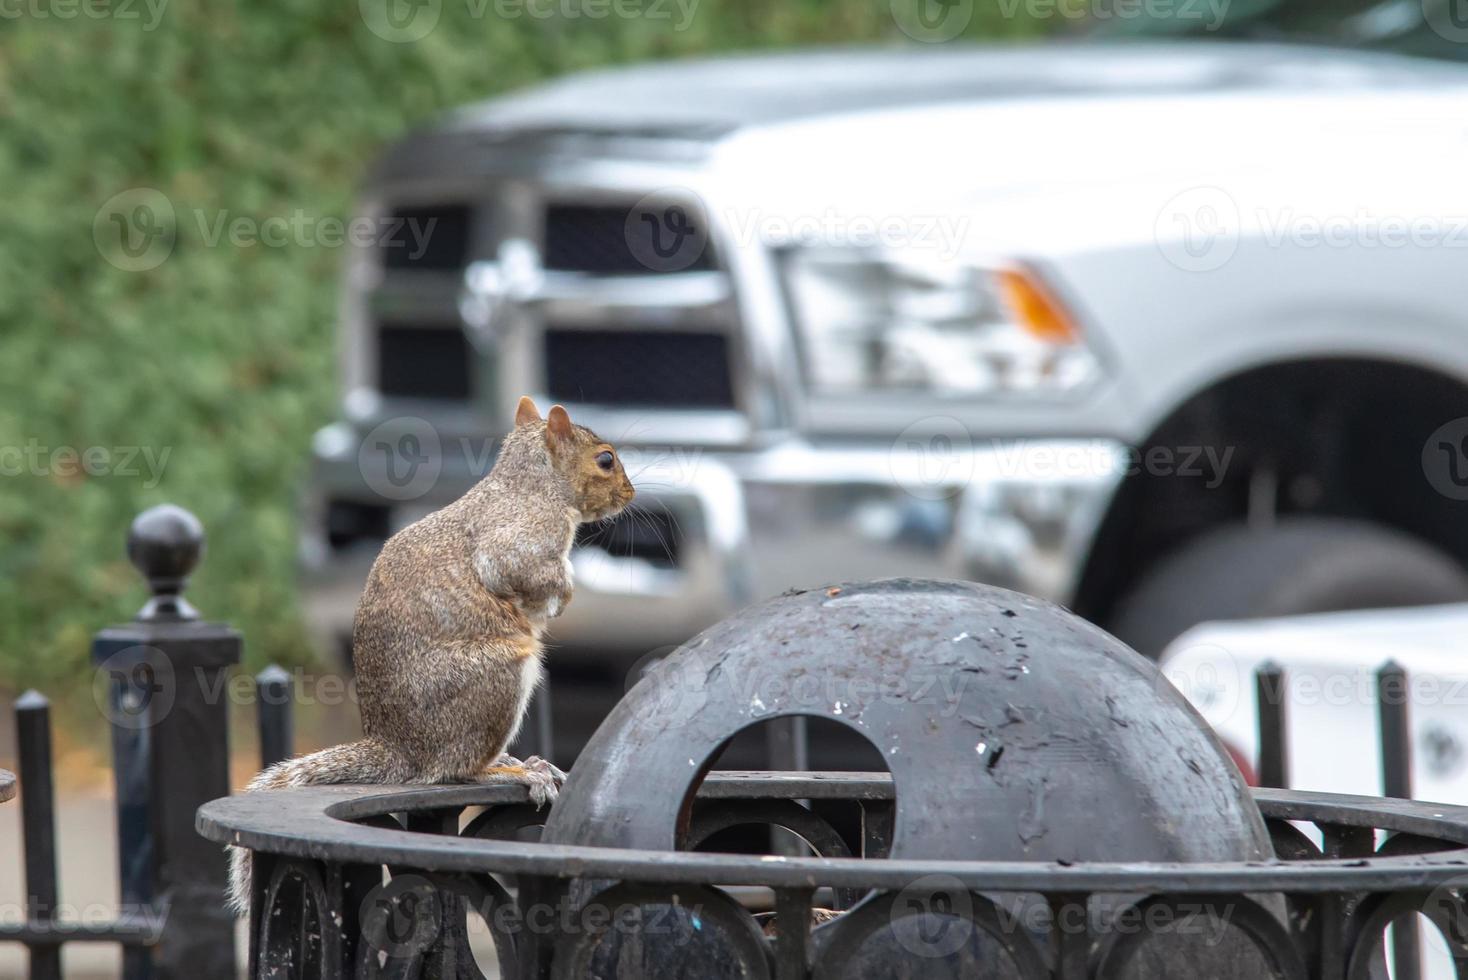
300 16 1468 673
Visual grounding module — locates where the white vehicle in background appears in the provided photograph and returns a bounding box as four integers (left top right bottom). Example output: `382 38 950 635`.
1162 604 1468 979
301 0 1468 768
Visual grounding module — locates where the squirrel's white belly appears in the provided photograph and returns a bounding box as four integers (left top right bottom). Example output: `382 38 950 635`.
505 653 545 747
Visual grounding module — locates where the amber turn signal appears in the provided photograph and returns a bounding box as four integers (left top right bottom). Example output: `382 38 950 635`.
996 267 1080 345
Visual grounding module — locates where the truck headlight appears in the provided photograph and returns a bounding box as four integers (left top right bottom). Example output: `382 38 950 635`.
780 248 1101 397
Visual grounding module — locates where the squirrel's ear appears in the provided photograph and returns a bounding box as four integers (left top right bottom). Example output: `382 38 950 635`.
546 404 573 443
515 396 541 426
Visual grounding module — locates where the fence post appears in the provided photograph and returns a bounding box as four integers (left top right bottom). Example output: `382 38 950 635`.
1377 660 1420 980
1377 660 1413 800
1255 661 1289 789
91 504 239 980
256 665 294 771
17 691 60 980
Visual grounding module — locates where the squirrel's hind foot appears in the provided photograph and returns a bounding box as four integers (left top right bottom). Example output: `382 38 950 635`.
480 754 565 808
521 754 567 784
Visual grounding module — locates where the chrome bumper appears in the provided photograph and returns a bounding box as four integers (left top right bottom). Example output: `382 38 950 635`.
300 428 1127 654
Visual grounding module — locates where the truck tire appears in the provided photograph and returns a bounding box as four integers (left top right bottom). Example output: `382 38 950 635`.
1106 518 1468 658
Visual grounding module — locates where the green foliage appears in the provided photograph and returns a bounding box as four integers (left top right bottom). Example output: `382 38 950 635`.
0 0 1051 720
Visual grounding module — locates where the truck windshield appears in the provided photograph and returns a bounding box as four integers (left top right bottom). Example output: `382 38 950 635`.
1092 0 1468 61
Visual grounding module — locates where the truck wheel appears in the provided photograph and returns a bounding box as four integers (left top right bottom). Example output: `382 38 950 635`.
1106 518 1468 658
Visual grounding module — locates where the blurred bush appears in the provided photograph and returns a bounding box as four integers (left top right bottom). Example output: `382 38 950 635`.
0 0 1049 719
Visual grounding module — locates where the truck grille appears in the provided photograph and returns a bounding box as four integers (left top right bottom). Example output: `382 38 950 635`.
377 325 473 400
381 204 473 271
543 203 715 274
543 328 735 409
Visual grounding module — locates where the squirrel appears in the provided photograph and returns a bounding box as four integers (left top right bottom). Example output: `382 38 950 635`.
226 396 635 915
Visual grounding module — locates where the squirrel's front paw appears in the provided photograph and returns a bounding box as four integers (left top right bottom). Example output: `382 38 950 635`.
545 588 572 619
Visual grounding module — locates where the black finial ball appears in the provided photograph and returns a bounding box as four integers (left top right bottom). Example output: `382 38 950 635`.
127 505 205 619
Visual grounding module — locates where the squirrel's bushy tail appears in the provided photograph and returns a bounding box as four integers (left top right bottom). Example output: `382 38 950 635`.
227 739 402 917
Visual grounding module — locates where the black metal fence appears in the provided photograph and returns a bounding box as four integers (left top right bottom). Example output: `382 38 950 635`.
0 505 1451 979
199 577 1468 980
1 505 297 980
1254 657 1416 799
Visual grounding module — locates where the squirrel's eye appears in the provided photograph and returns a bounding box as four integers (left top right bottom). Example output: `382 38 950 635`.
595 451 615 471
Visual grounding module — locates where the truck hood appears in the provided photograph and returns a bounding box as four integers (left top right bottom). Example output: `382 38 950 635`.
442 41 1466 138
394 42 1468 264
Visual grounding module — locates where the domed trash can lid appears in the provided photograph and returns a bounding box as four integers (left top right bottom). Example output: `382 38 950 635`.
545 578 1270 866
